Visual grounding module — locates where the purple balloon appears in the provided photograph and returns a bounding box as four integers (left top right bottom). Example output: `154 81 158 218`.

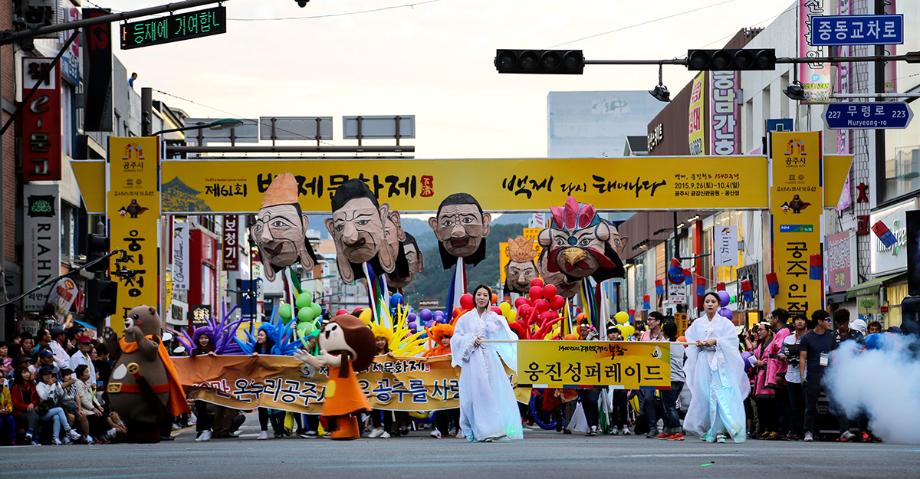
741 352 754 373
717 291 730 307
407 313 417 322
719 307 733 319
425 320 435 328
407 321 417 330
419 309 432 322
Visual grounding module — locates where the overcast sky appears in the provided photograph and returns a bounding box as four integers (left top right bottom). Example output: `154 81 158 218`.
114 0 795 158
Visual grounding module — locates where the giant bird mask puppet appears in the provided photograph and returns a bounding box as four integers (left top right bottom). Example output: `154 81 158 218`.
325 179 397 283
250 173 318 282
538 196 627 283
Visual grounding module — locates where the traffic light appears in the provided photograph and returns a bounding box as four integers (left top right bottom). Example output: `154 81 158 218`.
494 49 584 74
86 234 109 273
687 48 776 71
85 279 117 320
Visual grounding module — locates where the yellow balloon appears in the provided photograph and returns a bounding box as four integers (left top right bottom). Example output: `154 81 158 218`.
507 310 517 323
358 308 373 325
499 302 511 315
614 311 629 324
622 325 636 337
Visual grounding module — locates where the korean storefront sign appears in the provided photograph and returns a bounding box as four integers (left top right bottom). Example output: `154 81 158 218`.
770 131 824 315
20 57 62 181
172 222 189 291
869 198 916 276
688 72 706 155
826 230 855 293
22 184 61 312
714 225 739 267
108 137 160 332
222 215 240 271
709 71 740 155
517 340 671 388
799 0 833 103
157 156 769 213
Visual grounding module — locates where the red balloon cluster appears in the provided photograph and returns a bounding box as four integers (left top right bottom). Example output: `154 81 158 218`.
508 278 566 340
459 293 474 311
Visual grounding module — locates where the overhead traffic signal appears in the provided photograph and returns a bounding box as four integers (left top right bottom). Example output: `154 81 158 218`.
495 49 584 74
687 48 776 71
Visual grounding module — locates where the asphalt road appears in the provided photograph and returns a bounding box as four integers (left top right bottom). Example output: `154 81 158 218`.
1 419 918 479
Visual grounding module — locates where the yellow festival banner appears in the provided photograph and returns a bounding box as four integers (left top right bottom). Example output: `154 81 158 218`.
108 137 160 332
517 340 671 388
499 241 509 286
157 157 768 213
173 354 531 413
770 131 824 315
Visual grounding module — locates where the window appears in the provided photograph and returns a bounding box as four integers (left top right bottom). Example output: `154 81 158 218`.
883 105 920 202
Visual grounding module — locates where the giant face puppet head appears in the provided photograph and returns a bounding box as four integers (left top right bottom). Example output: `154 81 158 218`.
537 249 580 298
538 196 626 283
324 179 396 282
504 236 538 294
428 193 492 269
387 233 424 290
250 173 317 282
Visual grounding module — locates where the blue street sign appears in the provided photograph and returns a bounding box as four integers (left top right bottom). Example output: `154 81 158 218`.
824 102 913 130
766 118 794 132
810 14 903 46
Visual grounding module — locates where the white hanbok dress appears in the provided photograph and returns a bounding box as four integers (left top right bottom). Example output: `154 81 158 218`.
450 308 523 442
683 313 749 442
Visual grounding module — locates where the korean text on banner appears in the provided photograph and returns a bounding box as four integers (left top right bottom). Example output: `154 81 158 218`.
159 156 768 213
173 354 530 413
517 340 671 388
222 215 239 271
714 225 739 267
21 58 62 181
172 222 189 291
798 0 832 103
108 137 160 333
710 71 740 155
770 131 824 315
688 72 706 155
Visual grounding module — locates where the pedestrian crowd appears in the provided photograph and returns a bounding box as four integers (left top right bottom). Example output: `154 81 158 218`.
0 306 893 445
0 322 126 446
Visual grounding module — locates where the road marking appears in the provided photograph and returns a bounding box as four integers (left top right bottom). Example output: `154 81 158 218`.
620 453 747 458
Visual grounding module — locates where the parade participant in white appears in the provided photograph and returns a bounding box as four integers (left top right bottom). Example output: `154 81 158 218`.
450 285 523 442
683 292 749 443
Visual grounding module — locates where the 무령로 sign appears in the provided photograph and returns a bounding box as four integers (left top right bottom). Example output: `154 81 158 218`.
120 6 226 50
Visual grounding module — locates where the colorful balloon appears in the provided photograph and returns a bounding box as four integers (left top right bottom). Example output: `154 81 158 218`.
717 291 730 307
460 293 474 310
534 299 549 313
499 302 511 315
614 311 629 324
542 283 557 300
278 303 293 323
530 277 544 288
296 292 313 309
419 309 433 322
529 285 543 301
298 307 315 323
550 295 565 310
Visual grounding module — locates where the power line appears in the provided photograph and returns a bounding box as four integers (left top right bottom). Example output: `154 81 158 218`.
548 0 740 49
228 0 445 22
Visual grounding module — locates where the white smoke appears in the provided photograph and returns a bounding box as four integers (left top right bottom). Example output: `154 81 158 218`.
825 335 920 444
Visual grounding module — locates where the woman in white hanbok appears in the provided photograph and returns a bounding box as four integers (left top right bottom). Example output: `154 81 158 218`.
683 292 750 443
450 285 523 442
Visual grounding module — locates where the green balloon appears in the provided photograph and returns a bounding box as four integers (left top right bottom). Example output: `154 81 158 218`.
297 322 315 338
310 303 322 318
279 303 293 322
298 307 315 323
296 293 313 309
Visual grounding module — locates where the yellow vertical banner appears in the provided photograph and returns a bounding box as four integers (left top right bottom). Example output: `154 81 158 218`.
499 241 509 286
770 131 823 315
688 72 706 155
108 137 160 333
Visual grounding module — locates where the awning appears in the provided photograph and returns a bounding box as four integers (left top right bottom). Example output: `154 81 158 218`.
826 292 849 304
846 272 906 300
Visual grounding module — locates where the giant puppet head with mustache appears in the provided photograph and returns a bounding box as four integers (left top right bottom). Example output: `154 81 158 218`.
538 196 627 283
250 173 318 281
324 179 397 283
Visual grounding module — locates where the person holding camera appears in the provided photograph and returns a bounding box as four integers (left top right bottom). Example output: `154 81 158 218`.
779 313 808 440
